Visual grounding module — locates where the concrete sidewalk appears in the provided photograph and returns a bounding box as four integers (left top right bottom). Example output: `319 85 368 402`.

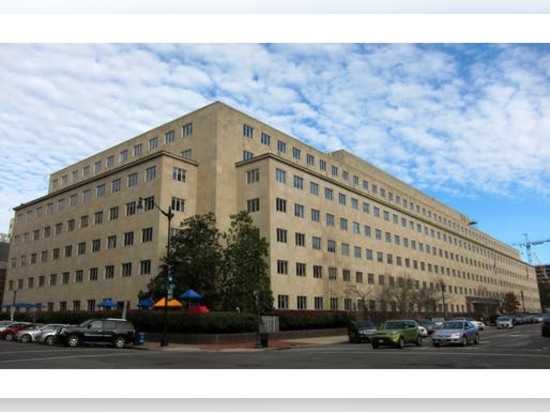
136 334 349 352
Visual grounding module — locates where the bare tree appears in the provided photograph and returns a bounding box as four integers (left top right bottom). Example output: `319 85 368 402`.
378 272 419 318
344 283 374 319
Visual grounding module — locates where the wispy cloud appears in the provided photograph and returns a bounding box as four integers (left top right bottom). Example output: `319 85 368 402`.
1 43 549 239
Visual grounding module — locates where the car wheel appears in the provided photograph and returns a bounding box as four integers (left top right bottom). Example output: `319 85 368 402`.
66 334 81 348
432 342 440 347
372 341 379 349
474 334 480 344
20 334 32 343
462 335 468 346
4 333 14 341
398 336 405 349
416 336 422 346
113 336 126 349
45 335 56 346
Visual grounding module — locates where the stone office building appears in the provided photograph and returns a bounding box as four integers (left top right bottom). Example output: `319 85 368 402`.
2 101 540 314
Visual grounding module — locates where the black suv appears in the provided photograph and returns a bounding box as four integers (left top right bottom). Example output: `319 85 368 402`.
57 318 136 349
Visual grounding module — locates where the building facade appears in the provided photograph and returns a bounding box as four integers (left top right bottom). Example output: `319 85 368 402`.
2 101 540 314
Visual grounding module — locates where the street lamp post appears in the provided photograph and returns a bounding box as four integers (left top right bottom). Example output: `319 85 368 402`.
520 290 525 314
137 197 174 347
10 289 17 321
440 281 447 318
253 289 262 349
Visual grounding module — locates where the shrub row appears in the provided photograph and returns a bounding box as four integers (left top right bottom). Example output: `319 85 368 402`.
1 309 355 333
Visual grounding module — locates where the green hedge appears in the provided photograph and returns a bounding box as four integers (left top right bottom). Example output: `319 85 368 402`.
1 309 354 333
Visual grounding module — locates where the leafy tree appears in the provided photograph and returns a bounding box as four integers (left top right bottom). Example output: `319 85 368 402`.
501 292 521 313
221 211 273 313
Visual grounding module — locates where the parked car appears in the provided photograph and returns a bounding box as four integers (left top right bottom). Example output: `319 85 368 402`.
526 314 543 323
431 317 445 327
0 322 33 341
496 316 514 329
371 320 422 349
454 317 485 331
417 319 437 335
348 320 377 343
35 324 69 345
541 317 550 337
13 323 45 343
56 318 136 348
15 323 66 344
431 320 480 347
417 325 428 338
0 320 15 332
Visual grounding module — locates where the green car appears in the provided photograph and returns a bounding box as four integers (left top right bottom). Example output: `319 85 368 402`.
371 319 422 349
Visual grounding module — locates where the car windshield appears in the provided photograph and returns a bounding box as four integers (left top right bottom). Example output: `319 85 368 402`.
441 321 464 329
381 321 404 330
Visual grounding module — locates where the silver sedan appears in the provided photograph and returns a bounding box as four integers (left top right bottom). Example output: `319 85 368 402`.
431 320 480 347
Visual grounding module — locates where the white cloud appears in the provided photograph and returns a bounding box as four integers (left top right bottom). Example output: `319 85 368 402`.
1 43 550 234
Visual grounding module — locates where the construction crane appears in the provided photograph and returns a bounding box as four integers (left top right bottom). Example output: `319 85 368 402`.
513 233 550 265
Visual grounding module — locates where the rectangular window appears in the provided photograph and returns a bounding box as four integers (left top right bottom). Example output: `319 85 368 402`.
246 169 260 183
62 272 70 285
277 260 288 275
276 228 288 243
77 242 86 255
293 175 303 189
165 130 175 144
134 143 143 156
296 262 306 276
122 262 132 277
292 147 301 160
243 150 254 160
297 296 307 310
313 265 322 279
306 154 315 166
260 132 270 146
294 203 304 218
109 206 119 221
171 197 185 212
120 150 128 163
80 215 89 228
311 208 320 222
107 235 117 249
341 243 349 256
145 166 157 181
149 137 158 150
329 267 337 280
314 297 323 310
324 188 333 200
331 165 338 177
276 198 287 212
340 218 348 231
356 271 363 283
142 227 153 243
327 240 336 253
330 298 339 311
275 168 286 184
343 270 351 282
123 231 134 246
128 172 138 187
140 260 152 275
182 149 192 159
243 124 254 138
75 270 83 283
49 273 57 286
92 239 101 252
95 161 102 173
126 202 137 216
94 211 104 225
172 167 186 182
277 140 286 153
326 213 334 226
319 159 327 171
182 122 193 136
64 245 72 258
89 268 99 282
310 181 319 195
246 198 260 213
312 236 321 250
112 179 121 193
277 295 289 310
97 184 106 197
295 232 306 247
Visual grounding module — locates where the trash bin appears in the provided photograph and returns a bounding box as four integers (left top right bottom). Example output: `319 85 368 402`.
260 333 269 348
134 331 145 345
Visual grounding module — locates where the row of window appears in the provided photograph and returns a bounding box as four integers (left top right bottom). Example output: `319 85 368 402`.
247 165 511 264
11 227 154 268
14 195 186 246
19 167 188 226
242 127 485 243
51 123 193 190
276 294 468 313
273 258 523 292
7 259 153 292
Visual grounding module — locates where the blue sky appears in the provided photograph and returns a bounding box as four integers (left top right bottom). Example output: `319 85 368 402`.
1 20 550 265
